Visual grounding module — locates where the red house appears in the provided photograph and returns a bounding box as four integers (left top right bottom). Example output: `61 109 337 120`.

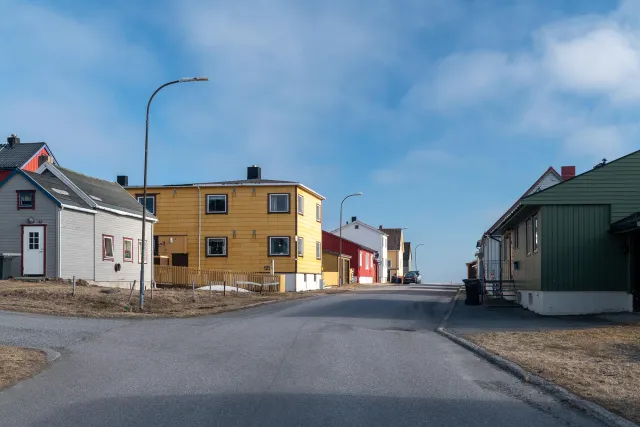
322 230 376 284
0 134 57 182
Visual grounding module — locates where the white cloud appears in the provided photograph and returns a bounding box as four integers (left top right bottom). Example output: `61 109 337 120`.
564 126 630 160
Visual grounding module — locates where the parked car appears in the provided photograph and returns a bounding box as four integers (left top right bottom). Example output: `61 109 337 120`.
403 271 422 284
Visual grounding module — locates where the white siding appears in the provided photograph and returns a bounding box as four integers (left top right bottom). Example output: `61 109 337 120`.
60 209 95 280
332 222 388 282
526 171 562 195
94 210 154 285
0 174 58 277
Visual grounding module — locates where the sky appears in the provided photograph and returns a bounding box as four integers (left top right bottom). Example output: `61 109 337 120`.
1 0 639 281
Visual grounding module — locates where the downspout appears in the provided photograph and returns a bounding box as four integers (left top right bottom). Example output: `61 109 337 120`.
294 187 299 285
57 206 62 278
198 185 201 271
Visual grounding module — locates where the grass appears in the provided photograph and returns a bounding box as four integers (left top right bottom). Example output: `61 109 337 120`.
465 325 640 424
0 280 357 318
0 346 47 390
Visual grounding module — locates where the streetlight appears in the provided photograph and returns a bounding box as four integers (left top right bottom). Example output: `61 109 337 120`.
139 77 208 310
414 243 424 271
339 192 362 286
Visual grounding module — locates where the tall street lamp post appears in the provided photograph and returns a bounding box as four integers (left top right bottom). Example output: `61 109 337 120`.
414 243 425 271
139 77 208 310
339 192 362 286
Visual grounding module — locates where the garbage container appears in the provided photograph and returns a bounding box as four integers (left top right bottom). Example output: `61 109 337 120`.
463 279 481 305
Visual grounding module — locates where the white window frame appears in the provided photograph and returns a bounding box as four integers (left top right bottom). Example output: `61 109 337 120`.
533 214 539 253
371 253 374 268
316 203 321 222
206 194 228 214
102 235 114 261
359 251 362 267
136 195 156 215
365 253 369 270
297 194 304 215
269 194 290 213
269 236 290 256
206 237 227 257
316 241 321 259
298 236 304 257
123 237 133 262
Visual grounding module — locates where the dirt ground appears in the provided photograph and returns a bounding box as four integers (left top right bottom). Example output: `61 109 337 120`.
465 325 640 424
0 280 358 318
0 346 47 390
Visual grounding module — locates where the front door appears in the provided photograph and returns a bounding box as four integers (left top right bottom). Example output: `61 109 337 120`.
23 226 45 276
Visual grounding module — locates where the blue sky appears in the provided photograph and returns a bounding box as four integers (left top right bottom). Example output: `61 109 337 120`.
2 0 639 281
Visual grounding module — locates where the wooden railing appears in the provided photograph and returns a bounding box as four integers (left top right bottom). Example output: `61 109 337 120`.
154 265 280 293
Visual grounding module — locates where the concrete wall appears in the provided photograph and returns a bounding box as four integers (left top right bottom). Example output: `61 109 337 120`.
284 273 322 291
0 173 58 277
518 290 633 315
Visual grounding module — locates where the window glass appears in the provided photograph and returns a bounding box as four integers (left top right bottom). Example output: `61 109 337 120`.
207 195 227 213
136 196 155 215
298 194 304 214
270 237 290 255
207 238 227 256
123 238 133 261
298 237 304 257
103 236 114 259
270 194 289 212
18 191 34 209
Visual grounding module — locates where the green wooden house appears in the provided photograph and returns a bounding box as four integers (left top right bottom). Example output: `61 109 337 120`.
494 151 640 315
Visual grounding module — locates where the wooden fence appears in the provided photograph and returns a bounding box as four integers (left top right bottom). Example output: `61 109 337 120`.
154 265 280 293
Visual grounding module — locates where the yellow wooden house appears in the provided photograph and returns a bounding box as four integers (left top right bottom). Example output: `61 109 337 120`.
124 166 324 291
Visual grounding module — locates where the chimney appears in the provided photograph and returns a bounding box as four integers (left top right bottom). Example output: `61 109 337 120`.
351 216 357 222
379 225 383 230
38 154 52 167
116 175 129 186
561 166 576 181
247 165 261 180
7 134 20 148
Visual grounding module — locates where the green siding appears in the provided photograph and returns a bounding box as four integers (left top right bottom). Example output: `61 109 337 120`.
523 150 640 222
541 205 628 292
511 209 541 290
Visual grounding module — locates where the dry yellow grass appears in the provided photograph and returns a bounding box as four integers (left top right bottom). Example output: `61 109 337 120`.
0 346 47 389
0 280 329 318
466 326 640 424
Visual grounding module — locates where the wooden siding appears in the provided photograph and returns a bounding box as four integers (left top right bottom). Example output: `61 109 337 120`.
22 147 50 172
541 205 628 292
0 173 58 277
523 151 640 223
60 209 95 280
295 186 323 274
510 209 542 290
94 210 153 283
127 185 317 273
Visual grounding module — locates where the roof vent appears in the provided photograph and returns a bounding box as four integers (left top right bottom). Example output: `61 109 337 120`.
7 134 20 148
90 195 102 201
51 188 69 196
247 165 261 180
593 159 607 170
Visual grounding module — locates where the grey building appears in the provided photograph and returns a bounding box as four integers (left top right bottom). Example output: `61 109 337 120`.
0 162 156 286
403 242 412 272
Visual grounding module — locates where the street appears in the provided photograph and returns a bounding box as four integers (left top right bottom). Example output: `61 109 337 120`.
0 285 605 427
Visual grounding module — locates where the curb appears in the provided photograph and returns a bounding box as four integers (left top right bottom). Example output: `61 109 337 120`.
436 294 639 427
24 347 61 363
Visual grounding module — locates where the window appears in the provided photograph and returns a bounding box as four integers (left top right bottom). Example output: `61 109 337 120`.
365 253 370 270
298 194 304 215
359 251 363 266
138 239 148 264
355 225 359 229
316 241 321 259
17 190 35 210
206 194 227 214
206 237 227 257
28 232 40 250
269 194 289 213
316 204 321 222
123 238 133 262
269 236 290 256
136 195 156 215
371 254 374 268
514 226 520 249
387 260 391 268
526 219 532 256
297 237 304 257
103 235 114 261
533 215 539 253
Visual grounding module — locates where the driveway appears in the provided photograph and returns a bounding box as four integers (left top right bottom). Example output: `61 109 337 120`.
0 284 605 427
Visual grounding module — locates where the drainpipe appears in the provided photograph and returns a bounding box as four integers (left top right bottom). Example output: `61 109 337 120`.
57 207 62 278
198 185 201 271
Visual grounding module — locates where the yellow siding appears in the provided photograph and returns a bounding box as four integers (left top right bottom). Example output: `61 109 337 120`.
127 185 300 273
322 272 339 287
295 187 323 274
388 250 399 270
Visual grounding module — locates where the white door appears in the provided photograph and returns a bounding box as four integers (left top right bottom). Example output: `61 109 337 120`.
23 226 45 276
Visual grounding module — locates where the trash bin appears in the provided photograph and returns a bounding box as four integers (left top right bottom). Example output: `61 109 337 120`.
463 279 481 305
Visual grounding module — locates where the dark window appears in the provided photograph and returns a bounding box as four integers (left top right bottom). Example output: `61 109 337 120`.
17 190 35 210
206 237 227 257
206 195 227 214
136 195 156 215
269 237 290 256
172 253 189 267
533 215 539 253
269 194 289 213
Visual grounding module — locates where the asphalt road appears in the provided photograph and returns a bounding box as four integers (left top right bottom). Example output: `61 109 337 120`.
0 284 605 427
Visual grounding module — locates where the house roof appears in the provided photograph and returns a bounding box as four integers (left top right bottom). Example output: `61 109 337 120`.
330 220 388 236
485 167 561 235
381 228 403 250
321 230 377 253
23 170 86 208
55 166 155 218
0 142 50 169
